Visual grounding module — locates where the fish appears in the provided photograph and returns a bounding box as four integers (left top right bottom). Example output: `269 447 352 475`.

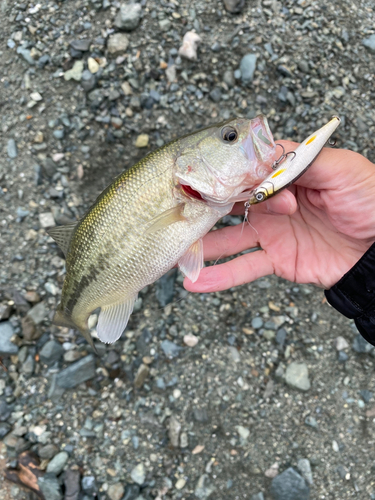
48 115 276 347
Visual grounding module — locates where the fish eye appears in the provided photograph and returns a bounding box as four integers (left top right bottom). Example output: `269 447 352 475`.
221 127 238 143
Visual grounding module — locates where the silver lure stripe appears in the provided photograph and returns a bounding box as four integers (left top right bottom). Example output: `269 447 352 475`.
248 116 341 204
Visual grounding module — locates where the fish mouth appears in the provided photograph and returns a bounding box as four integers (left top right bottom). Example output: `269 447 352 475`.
181 184 205 201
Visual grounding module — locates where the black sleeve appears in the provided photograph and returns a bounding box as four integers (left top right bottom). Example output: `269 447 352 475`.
324 242 375 346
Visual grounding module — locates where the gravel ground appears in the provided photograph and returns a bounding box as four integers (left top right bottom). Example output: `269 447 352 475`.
1 0 375 499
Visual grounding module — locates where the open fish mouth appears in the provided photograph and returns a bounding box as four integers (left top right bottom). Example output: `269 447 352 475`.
181 184 205 201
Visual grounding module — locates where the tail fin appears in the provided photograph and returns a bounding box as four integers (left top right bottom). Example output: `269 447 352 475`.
53 305 97 352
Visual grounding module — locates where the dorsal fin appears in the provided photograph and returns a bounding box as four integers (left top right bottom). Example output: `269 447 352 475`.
47 222 78 256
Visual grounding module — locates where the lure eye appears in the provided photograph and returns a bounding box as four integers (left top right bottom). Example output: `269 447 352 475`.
256 192 265 201
221 127 238 143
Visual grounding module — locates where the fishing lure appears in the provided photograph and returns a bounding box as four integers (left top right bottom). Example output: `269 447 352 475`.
244 116 341 206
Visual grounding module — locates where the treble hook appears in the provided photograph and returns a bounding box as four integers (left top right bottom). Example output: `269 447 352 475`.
272 144 297 169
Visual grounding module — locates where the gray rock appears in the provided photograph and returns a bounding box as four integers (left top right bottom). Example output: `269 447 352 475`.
107 33 130 54
0 400 12 421
363 34 375 53
46 451 69 475
251 317 263 329
53 129 64 140
38 473 63 500
304 416 318 429
0 322 18 355
55 355 96 389
168 415 181 447
223 69 235 88
285 362 311 391
156 268 177 307
159 19 172 31
209 87 222 103
161 340 182 358
17 45 35 65
64 61 84 82
352 334 373 353
7 139 18 159
81 476 96 495
240 54 257 85
134 364 149 389
70 39 91 51
108 483 124 500
195 474 215 499
223 0 245 13
122 484 141 499
21 354 35 376
0 422 11 438
64 469 80 500
81 70 97 92
115 2 142 31
27 301 47 325
130 463 145 485
250 494 264 500
297 459 313 485
360 389 373 403
38 444 59 460
39 340 64 366
270 467 310 500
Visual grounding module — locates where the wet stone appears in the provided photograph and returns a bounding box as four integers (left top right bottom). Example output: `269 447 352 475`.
0 422 11 439
38 473 62 500
223 0 245 13
64 469 81 500
161 340 182 359
130 463 145 485
250 494 264 500
7 139 18 159
0 400 12 421
156 269 177 307
46 451 69 475
39 340 64 366
108 482 125 500
55 355 96 389
114 2 142 31
38 444 59 460
195 474 215 499
270 467 310 500
297 459 313 485
107 33 129 54
0 322 18 355
251 317 263 330
134 364 149 389
240 54 257 85
27 301 47 325
363 34 375 53
123 484 140 500
285 362 311 391
81 475 96 495
352 334 373 353
70 39 91 51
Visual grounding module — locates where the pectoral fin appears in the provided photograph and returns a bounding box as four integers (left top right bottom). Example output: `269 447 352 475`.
96 296 137 344
47 222 78 257
145 204 187 235
178 238 204 283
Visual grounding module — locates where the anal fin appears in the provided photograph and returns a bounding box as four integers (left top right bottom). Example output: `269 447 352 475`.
178 238 204 283
145 204 186 235
96 296 137 344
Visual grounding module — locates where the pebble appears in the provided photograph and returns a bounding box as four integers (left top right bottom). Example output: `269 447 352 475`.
176 478 186 490
108 482 125 500
64 469 80 500
39 212 55 228
184 333 198 347
130 463 145 485
335 336 349 351
38 444 59 460
88 57 99 74
168 415 181 447
156 269 176 306
159 19 172 31
363 34 375 53
121 81 133 95
55 354 96 389
135 134 149 148
134 363 149 389
7 139 18 159
0 422 11 439
265 462 279 479
114 2 142 31
179 31 202 61
40 340 63 365
304 416 318 430
30 91 42 101
223 69 235 88
38 474 62 500
195 474 215 499
250 494 264 500
209 87 222 103
17 45 35 65
107 33 129 54
46 451 69 475
223 0 245 13
251 317 263 329
236 425 250 444
70 39 91 52
0 401 12 422
27 301 47 325
285 362 311 392
64 61 84 81
270 467 310 500
352 334 373 353
297 459 313 485
0 322 18 355
240 54 257 85
81 70 96 92
81 476 96 495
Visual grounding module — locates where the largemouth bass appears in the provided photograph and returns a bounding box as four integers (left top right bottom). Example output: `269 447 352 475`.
48 116 276 347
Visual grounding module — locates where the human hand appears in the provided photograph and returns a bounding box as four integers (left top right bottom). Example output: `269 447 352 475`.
184 142 375 293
